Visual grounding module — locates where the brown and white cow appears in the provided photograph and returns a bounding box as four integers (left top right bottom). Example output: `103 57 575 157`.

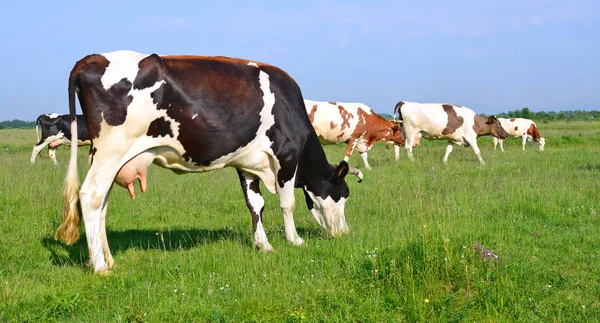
305 100 405 170
56 50 362 273
31 114 91 166
394 101 509 164
492 118 546 152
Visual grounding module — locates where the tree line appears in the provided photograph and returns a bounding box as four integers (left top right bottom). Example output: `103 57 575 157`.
0 119 36 129
1 107 599 129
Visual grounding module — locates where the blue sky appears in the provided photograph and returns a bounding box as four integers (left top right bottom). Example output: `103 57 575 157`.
1 0 598 121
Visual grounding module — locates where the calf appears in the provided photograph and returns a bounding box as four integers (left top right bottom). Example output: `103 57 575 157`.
492 118 546 151
305 100 405 170
394 101 509 164
31 114 90 166
56 50 362 273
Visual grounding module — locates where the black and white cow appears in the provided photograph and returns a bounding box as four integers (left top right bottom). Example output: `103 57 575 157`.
56 50 363 273
31 114 90 166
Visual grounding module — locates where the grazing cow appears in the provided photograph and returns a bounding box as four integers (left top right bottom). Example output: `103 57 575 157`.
31 114 91 166
305 100 405 170
56 50 363 273
492 118 546 152
394 101 509 164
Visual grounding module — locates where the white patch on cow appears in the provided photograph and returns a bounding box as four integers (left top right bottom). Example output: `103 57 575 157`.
247 62 258 68
192 113 198 120
100 50 151 90
46 113 60 119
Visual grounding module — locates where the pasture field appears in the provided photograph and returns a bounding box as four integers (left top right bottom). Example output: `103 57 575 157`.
1 121 600 322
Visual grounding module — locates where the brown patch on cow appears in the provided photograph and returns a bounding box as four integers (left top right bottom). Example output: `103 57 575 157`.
527 123 541 141
134 54 163 90
441 104 464 135
71 54 132 139
514 126 518 131
156 55 264 165
328 102 337 105
330 121 336 129
307 104 317 123
338 105 353 130
510 118 516 122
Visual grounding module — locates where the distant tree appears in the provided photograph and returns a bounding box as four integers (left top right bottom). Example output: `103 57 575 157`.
379 113 394 120
0 119 35 129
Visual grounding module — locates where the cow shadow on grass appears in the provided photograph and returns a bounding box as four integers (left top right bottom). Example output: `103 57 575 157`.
41 228 247 269
42 225 326 269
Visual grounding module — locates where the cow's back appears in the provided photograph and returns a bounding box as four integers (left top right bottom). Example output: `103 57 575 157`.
76 52 311 168
400 102 476 139
305 100 371 144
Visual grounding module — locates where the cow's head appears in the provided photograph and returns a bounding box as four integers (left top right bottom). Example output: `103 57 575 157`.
302 161 362 237
538 137 546 151
388 121 406 146
487 116 509 139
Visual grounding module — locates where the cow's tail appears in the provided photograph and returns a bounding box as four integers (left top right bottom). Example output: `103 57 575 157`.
393 101 405 122
35 116 42 142
55 67 81 245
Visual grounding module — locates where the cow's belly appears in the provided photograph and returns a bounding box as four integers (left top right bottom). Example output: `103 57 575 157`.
140 137 277 193
315 129 353 145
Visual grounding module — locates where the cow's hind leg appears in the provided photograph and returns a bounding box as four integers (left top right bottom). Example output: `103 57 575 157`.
237 170 273 251
100 190 114 269
403 128 417 161
79 159 122 272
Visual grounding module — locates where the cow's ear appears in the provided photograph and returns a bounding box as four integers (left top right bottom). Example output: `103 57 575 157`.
331 161 349 182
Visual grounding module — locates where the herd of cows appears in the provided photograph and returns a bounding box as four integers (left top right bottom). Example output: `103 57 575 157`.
29 50 546 273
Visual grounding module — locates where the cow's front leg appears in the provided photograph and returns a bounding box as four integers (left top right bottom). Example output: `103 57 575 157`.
277 173 304 246
49 147 58 166
237 170 272 251
442 142 454 164
343 138 359 164
465 138 485 165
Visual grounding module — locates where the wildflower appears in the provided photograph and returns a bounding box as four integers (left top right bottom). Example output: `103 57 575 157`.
473 241 499 260
424 298 430 303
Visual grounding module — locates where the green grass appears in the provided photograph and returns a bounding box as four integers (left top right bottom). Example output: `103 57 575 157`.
1 121 600 322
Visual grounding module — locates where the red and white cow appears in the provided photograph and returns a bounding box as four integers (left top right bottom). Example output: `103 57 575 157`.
305 100 405 170
394 101 509 164
492 118 546 152
56 50 362 273
31 114 91 166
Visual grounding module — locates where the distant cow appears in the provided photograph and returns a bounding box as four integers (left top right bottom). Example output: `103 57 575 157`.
394 101 509 164
492 118 546 152
31 114 90 166
305 100 405 170
56 50 363 273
